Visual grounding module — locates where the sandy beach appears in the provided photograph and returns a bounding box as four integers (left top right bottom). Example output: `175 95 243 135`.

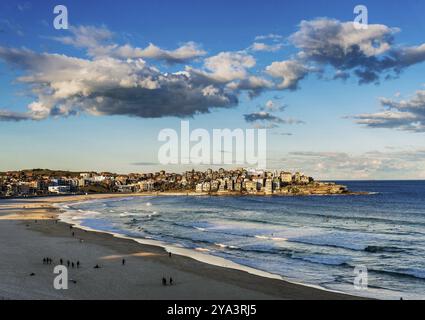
0 194 366 300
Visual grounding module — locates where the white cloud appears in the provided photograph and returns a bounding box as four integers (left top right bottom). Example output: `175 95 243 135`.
250 42 283 52
350 89 425 132
288 18 425 84
136 41 207 63
266 59 310 89
255 34 283 41
54 26 206 63
201 51 256 82
0 47 237 120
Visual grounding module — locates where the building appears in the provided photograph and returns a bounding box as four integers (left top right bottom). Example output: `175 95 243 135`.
272 177 281 191
265 178 273 194
293 172 301 184
218 179 226 192
280 171 292 184
245 180 257 193
196 183 203 193
48 185 71 194
202 182 211 192
300 175 310 184
117 185 134 193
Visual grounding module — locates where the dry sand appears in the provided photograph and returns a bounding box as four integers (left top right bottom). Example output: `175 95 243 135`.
0 194 366 300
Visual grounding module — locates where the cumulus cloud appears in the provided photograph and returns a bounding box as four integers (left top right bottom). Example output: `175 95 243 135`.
266 59 310 89
226 76 273 98
54 25 206 63
2 20 425 123
193 51 257 83
289 18 425 84
136 42 206 63
0 46 237 120
351 89 425 132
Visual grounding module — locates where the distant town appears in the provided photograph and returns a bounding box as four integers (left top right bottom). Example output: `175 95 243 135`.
0 168 349 198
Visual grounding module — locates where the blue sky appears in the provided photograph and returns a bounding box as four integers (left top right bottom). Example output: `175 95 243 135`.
1 0 425 179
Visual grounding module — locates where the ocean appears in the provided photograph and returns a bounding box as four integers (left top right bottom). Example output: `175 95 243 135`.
59 181 425 300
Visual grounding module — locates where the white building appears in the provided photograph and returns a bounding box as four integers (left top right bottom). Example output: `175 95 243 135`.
48 185 71 194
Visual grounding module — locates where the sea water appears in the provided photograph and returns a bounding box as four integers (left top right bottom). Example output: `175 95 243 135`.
60 181 425 300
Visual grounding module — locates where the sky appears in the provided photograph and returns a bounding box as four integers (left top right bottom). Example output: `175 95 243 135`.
1 0 425 179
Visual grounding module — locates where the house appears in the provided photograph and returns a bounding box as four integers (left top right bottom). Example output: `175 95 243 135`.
280 171 292 184
48 185 71 194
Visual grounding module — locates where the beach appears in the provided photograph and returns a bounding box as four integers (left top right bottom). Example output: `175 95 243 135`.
0 194 365 300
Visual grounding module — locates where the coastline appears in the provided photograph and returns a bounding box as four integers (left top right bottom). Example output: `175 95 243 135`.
0 194 368 300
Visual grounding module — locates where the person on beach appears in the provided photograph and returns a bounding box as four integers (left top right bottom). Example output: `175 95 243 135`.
122 259 126 266
60 258 63 265
170 277 173 285
43 258 46 264
77 261 80 268
72 232 75 237
94 264 100 269
71 262 75 268
162 277 167 286
67 260 70 267
169 252 172 258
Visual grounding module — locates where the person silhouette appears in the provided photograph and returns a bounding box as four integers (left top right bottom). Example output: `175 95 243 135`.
162 277 167 286
122 259 126 266
170 277 173 285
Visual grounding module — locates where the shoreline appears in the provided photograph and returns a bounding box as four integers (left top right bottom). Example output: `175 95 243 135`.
0 189 370 201
0 194 369 300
